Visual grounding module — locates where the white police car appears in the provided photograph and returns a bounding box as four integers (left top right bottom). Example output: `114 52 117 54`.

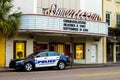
9 51 70 71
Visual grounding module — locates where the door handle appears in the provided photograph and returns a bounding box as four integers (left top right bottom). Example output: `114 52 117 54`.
44 58 47 59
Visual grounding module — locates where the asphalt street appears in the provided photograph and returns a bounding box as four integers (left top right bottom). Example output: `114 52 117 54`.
1 66 120 80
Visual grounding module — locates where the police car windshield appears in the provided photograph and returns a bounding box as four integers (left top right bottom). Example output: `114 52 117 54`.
27 52 39 58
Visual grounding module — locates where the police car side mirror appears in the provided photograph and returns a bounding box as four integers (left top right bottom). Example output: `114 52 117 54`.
60 53 64 56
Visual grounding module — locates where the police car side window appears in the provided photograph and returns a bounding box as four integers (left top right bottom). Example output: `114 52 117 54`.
36 52 47 57
48 52 55 56
48 52 60 56
55 52 60 56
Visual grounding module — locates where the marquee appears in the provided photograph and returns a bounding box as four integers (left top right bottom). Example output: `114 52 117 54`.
44 4 101 22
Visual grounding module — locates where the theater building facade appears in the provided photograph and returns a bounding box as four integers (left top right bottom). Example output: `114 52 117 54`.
5 0 107 66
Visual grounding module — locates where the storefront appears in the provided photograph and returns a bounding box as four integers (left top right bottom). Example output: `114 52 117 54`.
116 42 120 61
107 28 120 63
5 4 108 67
5 15 108 67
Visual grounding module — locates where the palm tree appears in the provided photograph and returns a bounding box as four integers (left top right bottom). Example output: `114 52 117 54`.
0 0 22 38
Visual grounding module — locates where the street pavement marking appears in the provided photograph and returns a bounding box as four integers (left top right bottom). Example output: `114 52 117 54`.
79 72 120 77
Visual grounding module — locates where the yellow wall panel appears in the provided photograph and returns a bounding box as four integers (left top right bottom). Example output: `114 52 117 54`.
0 34 5 67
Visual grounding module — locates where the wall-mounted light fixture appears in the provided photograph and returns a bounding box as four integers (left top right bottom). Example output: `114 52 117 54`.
29 33 34 39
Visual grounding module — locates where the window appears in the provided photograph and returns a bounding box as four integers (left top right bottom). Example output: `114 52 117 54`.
116 0 120 2
36 52 47 57
74 44 85 59
116 44 120 61
48 52 55 56
14 41 26 59
116 14 120 27
106 12 111 26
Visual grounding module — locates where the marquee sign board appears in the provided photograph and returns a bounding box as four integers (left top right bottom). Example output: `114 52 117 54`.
63 19 88 32
21 15 108 36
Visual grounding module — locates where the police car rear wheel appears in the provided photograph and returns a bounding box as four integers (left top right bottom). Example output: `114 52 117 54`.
25 62 33 71
57 61 65 70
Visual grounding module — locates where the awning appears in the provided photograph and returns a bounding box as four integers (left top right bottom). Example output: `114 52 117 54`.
107 37 119 43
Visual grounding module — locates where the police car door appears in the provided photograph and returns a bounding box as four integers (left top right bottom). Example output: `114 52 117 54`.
46 52 60 67
35 52 48 68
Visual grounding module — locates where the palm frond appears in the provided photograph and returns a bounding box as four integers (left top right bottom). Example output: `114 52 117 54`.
0 0 22 38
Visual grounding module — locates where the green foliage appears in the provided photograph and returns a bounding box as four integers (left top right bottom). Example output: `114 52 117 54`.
0 0 22 38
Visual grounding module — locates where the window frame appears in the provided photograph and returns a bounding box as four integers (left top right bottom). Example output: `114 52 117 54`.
36 52 47 57
116 13 120 27
48 52 60 56
106 12 111 26
74 43 85 59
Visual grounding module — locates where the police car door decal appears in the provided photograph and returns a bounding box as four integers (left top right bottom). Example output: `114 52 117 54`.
45 56 60 67
35 56 60 67
35 51 61 68
35 57 48 68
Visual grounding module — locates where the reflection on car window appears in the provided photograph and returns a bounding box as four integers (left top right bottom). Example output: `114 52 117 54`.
48 52 60 56
37 52 47 57
27 53 36 58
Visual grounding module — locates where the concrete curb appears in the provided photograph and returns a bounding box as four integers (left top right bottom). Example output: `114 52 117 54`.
0 67 14 72
68 63 120 69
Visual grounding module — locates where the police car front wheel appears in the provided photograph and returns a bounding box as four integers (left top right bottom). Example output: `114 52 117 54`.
57 61 65 70
24 62 33 71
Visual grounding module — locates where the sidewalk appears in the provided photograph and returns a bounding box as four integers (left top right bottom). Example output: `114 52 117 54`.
1 63 120 72
0 67 13 72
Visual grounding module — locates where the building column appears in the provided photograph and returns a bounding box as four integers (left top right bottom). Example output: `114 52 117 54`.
103 37 107 63
113 43 116 63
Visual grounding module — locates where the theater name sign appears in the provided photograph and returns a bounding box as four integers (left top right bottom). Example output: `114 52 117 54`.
20 4 108 36
45 4 101 22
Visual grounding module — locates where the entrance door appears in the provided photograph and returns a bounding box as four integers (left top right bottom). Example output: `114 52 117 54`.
65 44 70 57
33 42 48 52
107 43 113 62
49 44 56 51
91 45 97 63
